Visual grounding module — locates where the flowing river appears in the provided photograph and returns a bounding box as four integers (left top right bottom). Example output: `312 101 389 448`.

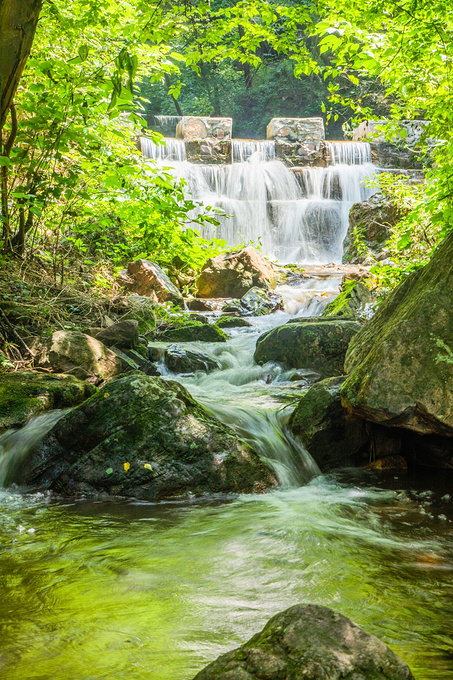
1 278 453 680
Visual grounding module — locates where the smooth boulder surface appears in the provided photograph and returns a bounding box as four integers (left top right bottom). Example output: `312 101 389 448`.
34 330 122 384
0 371 96 432
20 374 277 499
254 320 361 377
197 247 275 298
119 259 184 307
90 319 139 349
193 604 414 680
164 344 220 374
342 230 453 437
155 321 227 343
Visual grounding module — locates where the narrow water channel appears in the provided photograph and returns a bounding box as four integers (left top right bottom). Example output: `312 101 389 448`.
1 277 453 680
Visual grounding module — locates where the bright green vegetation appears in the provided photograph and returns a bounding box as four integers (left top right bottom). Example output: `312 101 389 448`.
1 478 452 680
1 0 452 290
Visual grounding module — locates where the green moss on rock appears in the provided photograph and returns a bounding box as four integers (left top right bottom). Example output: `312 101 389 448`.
19 373 277 499
0 371 96 432
254 320 361 377
341 231 453 436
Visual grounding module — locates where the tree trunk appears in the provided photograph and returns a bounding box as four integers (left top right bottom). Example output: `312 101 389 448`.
0 0 43 129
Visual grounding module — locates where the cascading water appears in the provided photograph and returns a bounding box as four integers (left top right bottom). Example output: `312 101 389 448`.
140 137 187 162
0 410 67 487
140 136 377 264
232 140 276 162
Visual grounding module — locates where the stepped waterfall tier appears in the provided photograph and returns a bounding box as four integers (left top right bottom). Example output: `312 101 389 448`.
140 135 377 264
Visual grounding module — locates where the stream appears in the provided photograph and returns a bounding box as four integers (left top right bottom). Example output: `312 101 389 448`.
1 278 453 680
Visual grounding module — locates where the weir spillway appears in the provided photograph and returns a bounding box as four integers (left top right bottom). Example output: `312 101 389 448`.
139 116 377 264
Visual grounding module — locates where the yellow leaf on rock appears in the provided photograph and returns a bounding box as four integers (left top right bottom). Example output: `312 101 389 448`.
123 462 130 471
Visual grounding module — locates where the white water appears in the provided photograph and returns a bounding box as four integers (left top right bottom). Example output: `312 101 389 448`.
232 140 276 162
165 279 341 487
140 136 187 162
0 410 67 487
140 137 376 264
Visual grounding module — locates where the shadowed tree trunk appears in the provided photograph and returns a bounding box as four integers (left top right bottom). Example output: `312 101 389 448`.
0 0 43 128
1 0 42 249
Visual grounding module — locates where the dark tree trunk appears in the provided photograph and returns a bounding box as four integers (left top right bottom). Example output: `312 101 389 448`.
0 0 43 128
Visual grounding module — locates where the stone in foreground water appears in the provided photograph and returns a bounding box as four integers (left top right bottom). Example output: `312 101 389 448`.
193 604 414 680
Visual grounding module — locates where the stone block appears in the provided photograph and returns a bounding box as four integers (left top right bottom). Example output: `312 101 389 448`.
185 140 232 165
176 116 232 141
266 117 325 143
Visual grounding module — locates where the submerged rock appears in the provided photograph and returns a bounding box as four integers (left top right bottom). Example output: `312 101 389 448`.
197 247 275 298
19 374 277 499
342 230 453 437
34 330 122 384
119 259 184 307
0 370 96 432
164 344 220 374
254 320 361 377
192 603 414 680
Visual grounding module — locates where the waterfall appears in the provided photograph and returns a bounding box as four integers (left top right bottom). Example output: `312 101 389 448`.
0 410 67 487
140 136 376 264
326 140 371 165
232 140 276 162
140 137 187 162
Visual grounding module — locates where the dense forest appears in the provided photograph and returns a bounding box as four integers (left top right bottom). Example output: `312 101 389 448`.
1 0 451 283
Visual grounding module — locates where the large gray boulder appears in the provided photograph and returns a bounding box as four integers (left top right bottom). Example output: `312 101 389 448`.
341 230 453 437
197 247 275 298
164 344 220 374
19 374 277 499
254 320 361 377
119 259 184 307
34 330 122 384
343 193 403 263
193 604 414 680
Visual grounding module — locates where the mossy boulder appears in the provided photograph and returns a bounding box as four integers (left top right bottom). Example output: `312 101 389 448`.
89 319 139 349
254 320 361 377
192 604 414 680
0 370 95 432
289 377 402 470
109 295 157 334
341 231 453 437
216 316 253 328
289 377 369 469
154 321 227 343
343 192 404 263
18 374 277 499
164 344 220 374
322 280 375 320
